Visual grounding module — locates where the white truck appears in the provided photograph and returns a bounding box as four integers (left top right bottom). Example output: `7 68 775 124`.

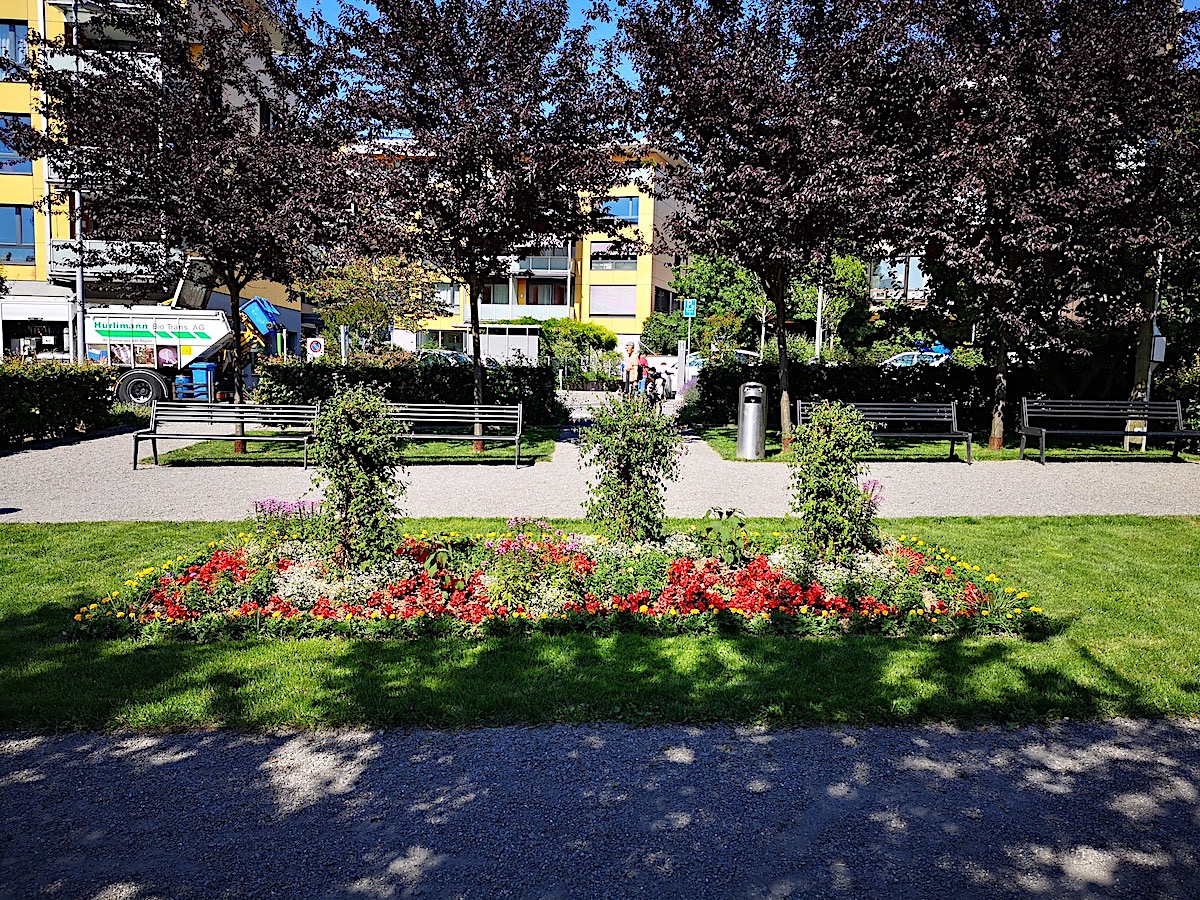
0 297 234 404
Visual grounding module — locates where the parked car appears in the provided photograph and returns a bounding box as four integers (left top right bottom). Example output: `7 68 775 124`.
417 349 457 366
881 351 950 368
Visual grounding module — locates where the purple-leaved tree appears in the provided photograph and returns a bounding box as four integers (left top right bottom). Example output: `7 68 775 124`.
336 0 627 437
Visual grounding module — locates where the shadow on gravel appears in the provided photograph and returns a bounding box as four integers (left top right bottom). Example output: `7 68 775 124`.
2 718 1199 899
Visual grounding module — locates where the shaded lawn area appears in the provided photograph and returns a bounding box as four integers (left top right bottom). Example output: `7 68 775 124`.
144 427 559 466
2 516 1199 730
699 424 1199 463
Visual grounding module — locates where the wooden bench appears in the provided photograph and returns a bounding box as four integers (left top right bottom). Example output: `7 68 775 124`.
1018 398 1200 463
133 402 318 469
798 401 972 463
385 402 525 467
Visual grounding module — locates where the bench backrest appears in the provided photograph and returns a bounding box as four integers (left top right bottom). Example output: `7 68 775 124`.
384 402 523 430
150 401 318 429
1022 398 1183 428
797 401 959 430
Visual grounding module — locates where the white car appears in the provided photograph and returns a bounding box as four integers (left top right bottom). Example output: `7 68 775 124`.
882 351 950 368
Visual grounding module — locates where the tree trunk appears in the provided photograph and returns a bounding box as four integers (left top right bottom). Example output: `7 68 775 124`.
229 280 246 454
989 333 1007 451
770 278 793 451
468 279 485 452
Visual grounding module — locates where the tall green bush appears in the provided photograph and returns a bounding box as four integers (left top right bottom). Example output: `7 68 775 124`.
578 393 683 542
0 361 115 445
312 386 408 567
788 402 879 561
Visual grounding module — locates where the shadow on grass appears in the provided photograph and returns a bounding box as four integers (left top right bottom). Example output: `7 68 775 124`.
0 606 1173 731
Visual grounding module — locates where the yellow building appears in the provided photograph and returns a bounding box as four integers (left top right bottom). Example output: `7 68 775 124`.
413 152 682 352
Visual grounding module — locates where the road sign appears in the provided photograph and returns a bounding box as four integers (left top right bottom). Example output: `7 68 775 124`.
305 337 325 357
682 297 697 318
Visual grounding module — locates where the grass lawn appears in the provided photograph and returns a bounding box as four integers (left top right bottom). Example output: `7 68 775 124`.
699 424 1199 463
3 516 1200 730
145 427 559 466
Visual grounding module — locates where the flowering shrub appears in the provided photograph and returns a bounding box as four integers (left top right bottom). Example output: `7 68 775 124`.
73 519 1049 642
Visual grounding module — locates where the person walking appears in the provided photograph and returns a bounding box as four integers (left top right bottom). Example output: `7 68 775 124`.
621 342 638 394
636 350 649 394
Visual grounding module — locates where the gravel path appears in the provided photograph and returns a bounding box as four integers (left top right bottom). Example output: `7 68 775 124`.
1 424 1199 523
2 720 1198 899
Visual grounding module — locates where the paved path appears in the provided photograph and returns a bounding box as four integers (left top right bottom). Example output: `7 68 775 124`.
2 721 1198 899
1 425 1199 523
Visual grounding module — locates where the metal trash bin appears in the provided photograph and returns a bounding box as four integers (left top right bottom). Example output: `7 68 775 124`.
736 381 767 459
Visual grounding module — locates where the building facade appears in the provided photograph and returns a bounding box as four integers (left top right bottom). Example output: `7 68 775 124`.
407 154 682 353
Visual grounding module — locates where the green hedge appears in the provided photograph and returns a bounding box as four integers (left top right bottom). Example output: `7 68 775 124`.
0 361 116 445
255 358 568 426
680 362 1006 432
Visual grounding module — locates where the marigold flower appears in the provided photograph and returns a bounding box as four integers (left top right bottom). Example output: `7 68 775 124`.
73 614 82 621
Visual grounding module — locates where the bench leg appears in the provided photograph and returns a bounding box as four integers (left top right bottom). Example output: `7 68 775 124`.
1019 433 1026 460
1040 436 1046 466
515 436 521 469
949 440 955 460
965 436 972 465
303 442 309 470
133 436 140 471
152 439 159 467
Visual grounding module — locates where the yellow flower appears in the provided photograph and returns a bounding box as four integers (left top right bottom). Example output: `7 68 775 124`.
116 612 125 618
985 574 1000 583
1016 591 1029 600
88 603 98 610
899 534 907 541
73 614 82 621
638 605 649 614
981 610 989 617
1006 613 1013 619
1013 608 1022 615
1003 587 1015 594
930 617 938 623
916 540 925 547
1030 606 1042 614
950 556 957 562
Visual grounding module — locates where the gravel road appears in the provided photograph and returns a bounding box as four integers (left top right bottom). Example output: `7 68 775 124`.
2 720 1198 899
2 425 1199 523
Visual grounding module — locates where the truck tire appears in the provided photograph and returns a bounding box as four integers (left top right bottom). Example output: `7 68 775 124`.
116 369 169 406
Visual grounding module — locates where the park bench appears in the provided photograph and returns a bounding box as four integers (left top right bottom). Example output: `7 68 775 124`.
1017 398 1200 464
384 402 525 467
133 401 318 470
798 401 973 463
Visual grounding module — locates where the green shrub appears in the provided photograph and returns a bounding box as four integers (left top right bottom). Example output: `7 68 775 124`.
312 386 408 567
578 393 683 542
256 357 567 426
951 344 987 368
0 360 115 445
788 402 879 561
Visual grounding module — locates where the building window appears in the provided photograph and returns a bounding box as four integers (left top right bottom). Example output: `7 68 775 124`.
527 280 567 306
870 256 929 304
590 241 638 271
653 287 676 314
433 282 459 313
0 22 27 79
0 204 34 264
589 284 637 317
0 114 31 174
481 282 510 304
519 241 570 272
602 196 639 224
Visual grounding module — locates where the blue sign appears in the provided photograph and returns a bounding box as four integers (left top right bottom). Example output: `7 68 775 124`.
682 298 697 318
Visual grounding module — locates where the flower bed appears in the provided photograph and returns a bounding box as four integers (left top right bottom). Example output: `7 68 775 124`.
72 519 1047 641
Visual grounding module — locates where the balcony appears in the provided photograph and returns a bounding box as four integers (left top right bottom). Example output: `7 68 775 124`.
48 238 173 281
471 303 572 323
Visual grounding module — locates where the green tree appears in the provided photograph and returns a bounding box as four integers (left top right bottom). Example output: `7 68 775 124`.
639 312 687 354
670 255 767 348
296 257 447 349
792 254 869 356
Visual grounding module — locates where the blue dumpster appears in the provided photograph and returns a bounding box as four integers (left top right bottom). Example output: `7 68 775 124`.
191 362 216 401
174 375 194 400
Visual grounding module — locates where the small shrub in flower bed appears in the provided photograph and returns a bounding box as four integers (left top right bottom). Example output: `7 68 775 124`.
72 517 1049 642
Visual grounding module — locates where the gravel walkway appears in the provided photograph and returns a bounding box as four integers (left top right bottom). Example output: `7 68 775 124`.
1 424 1199 523
2 720 1198 899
